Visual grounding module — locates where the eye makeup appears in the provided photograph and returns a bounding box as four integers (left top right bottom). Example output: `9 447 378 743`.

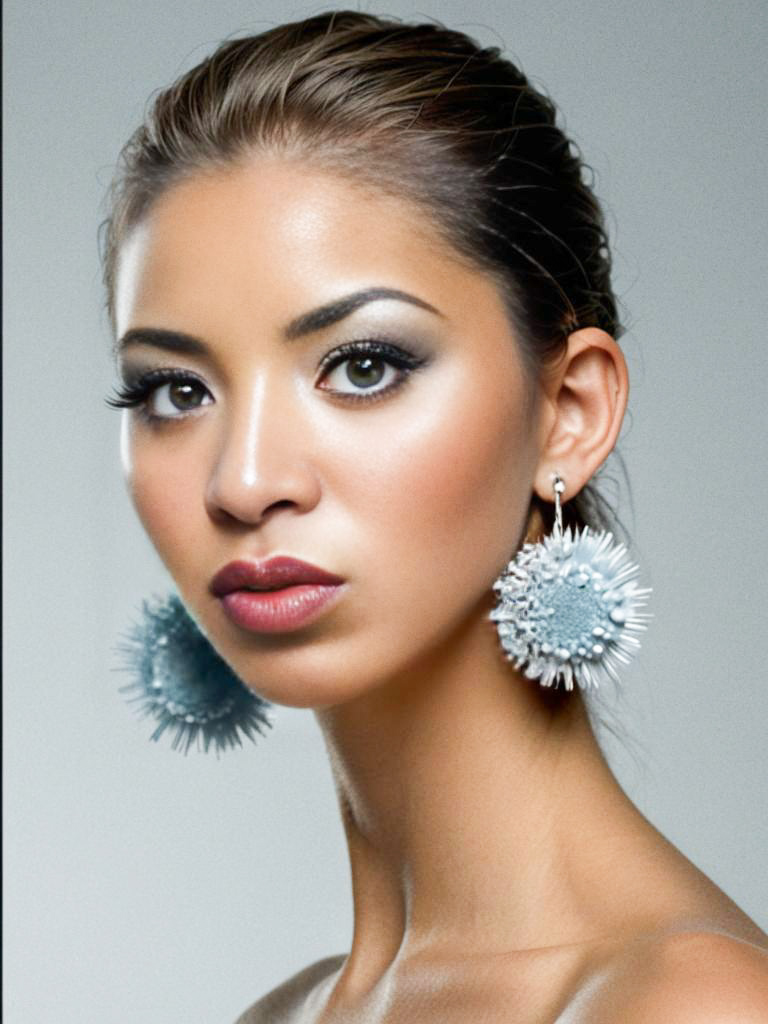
105 336 432 423
105 366 213 424
315 338 429 404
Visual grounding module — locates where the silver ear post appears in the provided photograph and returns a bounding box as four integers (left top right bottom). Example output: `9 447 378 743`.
551 472 565 541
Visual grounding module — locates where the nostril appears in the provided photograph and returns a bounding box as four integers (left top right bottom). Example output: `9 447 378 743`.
261 498 298 519
205 452 321 526
210 498 297 528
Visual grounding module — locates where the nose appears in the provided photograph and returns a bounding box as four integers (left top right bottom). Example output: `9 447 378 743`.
204 376 322 527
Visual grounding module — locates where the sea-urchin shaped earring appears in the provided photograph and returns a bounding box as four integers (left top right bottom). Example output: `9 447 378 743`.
114 592 272 754
489 474 652 690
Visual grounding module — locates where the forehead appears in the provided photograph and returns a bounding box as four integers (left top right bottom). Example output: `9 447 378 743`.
114 158 512 346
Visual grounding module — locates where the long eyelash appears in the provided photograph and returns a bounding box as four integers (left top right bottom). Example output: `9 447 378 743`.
104 340 427 416
104 368 208 421
318 339 428 402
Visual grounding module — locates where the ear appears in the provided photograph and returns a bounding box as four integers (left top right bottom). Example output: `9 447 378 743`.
533 327 628 502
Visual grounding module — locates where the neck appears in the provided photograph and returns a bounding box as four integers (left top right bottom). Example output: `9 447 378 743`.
314 589 646 995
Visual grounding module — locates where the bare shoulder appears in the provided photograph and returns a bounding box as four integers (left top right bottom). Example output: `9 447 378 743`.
578 931 768 1023
233 953 346 1024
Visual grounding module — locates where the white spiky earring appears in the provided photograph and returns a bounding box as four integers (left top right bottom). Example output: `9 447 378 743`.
489 473 652 690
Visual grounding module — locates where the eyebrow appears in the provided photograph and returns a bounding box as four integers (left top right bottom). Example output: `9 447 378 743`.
283 287 442 338
116 287 443 357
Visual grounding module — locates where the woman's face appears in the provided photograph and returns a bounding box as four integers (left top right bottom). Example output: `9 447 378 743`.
114 159 546 707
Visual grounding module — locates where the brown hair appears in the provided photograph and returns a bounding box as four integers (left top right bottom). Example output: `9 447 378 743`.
101 9 627 537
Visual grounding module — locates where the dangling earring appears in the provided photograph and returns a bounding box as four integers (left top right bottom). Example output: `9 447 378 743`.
114 592 272 754
490 473 652 690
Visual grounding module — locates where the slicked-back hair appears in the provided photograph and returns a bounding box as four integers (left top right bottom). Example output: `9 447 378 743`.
101 10 627 538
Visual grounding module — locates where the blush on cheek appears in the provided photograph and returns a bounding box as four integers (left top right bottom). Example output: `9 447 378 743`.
413 386 531 514
129 457 202 571
384 388 535 601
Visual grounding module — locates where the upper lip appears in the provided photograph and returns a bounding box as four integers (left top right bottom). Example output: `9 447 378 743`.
209 556 345 597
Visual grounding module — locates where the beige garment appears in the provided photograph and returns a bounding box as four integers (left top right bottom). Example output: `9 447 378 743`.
234 955 346 1023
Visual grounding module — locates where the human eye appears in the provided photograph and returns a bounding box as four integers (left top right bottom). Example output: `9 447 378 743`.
104 368 214 424
316 339 428 404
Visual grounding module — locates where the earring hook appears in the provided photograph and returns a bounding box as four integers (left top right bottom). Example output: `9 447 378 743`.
551 472 565 541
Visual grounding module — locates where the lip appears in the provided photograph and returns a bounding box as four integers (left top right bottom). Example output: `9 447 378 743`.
210 556 347 634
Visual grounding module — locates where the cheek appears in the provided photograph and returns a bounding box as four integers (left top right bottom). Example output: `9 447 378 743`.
402 399 530 575
333 370 536 628
124 427 207 576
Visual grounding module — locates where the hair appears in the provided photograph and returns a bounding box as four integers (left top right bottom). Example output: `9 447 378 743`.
100 9 628 542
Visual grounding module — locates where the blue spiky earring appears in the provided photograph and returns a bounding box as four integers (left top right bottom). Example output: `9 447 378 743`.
490 473 652 690
114 592 272 754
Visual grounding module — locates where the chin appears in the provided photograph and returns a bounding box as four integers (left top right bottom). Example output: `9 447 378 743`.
238 672 376 711
214 635 378 709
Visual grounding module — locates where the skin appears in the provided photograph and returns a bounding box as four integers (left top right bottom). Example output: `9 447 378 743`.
114 158 768 1023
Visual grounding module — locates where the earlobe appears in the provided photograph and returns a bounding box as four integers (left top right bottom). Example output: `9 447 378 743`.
534 327 628 501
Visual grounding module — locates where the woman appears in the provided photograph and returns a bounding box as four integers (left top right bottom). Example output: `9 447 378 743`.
102 10 768 1022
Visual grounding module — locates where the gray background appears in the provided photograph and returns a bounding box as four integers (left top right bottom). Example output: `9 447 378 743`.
4 0 767 1020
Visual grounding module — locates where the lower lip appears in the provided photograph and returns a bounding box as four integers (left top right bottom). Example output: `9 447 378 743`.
219 583 346 633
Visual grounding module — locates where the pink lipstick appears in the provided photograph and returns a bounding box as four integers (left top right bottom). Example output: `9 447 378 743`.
210 556 346 634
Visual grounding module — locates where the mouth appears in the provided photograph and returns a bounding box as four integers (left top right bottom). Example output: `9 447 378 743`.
210 556 347 634
218 584 346 633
